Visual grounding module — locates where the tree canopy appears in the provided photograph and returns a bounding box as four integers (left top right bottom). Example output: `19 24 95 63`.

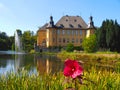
22 30 37 52
96 19 120 52
0 30 36 52
0 32 14 50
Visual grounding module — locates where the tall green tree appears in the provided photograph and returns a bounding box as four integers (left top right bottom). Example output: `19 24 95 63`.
96 21 107 49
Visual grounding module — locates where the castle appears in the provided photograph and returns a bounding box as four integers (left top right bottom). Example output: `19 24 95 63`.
37 15 95 49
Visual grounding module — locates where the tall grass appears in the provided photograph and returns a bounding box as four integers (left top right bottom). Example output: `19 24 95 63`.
0 69 64 90
0 67 120 90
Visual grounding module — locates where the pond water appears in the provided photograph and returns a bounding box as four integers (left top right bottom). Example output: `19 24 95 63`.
0 51 64 75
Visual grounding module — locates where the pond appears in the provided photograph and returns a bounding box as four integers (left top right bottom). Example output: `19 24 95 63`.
0 51 64 75
0 51 119 75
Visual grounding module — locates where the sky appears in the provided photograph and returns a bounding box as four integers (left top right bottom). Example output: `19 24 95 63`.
0 0 120 36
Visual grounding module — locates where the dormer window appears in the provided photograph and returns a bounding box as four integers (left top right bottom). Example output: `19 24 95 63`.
78 24 82 28
60 24 64 28
69 24 73 28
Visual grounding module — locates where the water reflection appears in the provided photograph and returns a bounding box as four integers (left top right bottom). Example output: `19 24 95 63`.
0 51 119 75
0 52 64 75
36 55 63 74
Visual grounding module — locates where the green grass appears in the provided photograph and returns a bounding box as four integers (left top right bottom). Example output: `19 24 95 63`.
0 66 120 90
0 69 64 90
57 50 120 61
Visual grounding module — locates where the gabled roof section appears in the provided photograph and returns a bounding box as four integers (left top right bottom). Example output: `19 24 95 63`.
39 23 48 30
55 15 87 29
37 23 48 32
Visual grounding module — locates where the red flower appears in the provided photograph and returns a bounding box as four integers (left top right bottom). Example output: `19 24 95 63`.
63 59 83 78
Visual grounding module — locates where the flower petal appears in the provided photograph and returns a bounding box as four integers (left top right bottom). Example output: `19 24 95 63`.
63 59 83 78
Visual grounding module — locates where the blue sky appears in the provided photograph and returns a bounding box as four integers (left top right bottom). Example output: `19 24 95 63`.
0 0 120 36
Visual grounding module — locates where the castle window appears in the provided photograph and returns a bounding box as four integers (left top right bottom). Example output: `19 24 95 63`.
72 30 74 35
76 38 78 43
59 38 61 43
72 38 74 43
67 30 70 35
62 30 65 35
69 24 74 28
80 39 82 43
74 19 77 22
80 30 82 35
57 30 60 34
63 38 65 43
60 24 64 28
67 38 69 43
53 38 55 42
52 30 54 33
76 30 78 35
66 19 68 22
78 24 82 28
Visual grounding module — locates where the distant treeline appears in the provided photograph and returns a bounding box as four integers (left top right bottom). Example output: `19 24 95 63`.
0 30 37 52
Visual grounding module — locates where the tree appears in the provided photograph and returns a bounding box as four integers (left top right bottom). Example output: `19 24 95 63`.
82 34 98 53
114 20 120 51
8 36 14 50
22 31 37 52
0 32 9 50
105 20 114 50
96 21 107 50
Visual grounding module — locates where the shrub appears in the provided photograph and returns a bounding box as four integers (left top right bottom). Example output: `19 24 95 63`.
66 43 74 52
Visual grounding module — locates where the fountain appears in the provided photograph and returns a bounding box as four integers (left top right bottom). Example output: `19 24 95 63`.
15 30 23 53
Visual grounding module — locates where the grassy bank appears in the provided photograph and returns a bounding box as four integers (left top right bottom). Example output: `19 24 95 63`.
57 51 120 61
0 67 120 90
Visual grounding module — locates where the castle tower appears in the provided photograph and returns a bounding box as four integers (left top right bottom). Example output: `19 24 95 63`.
48 16 54 27
46 16 57 47
86 16 95 37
